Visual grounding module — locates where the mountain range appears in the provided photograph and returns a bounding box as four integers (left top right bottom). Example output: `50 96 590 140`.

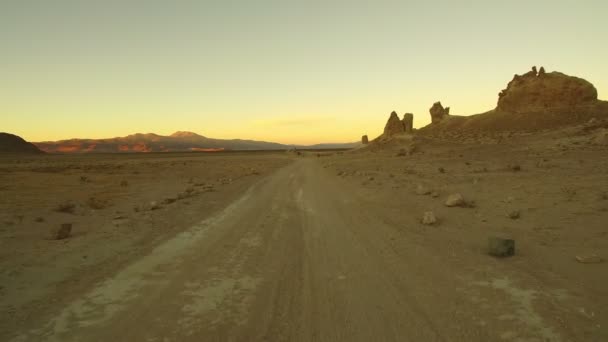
31 131 358 153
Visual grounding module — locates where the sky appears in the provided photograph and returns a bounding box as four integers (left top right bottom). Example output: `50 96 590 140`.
2 0 608 145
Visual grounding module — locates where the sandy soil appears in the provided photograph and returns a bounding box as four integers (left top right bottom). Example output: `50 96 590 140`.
1 136 607 341
0 152 289 340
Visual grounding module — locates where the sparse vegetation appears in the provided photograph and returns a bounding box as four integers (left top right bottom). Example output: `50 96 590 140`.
87 197 109 210
55 201 76 214
561 186 577 201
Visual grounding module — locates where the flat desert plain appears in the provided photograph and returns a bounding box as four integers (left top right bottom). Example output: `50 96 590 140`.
1 135 607 341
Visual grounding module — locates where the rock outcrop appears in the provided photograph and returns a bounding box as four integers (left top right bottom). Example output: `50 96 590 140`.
497 66 598 113
0 132 44 154
429 102 450 123
383 111 405 136
402 113 414 132
361 135 369 144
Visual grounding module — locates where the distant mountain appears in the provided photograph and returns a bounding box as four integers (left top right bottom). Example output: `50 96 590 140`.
33 131 357 153
0 132 44 154
302 142 361 149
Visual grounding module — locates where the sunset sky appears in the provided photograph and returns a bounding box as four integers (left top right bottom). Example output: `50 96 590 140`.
2 0 607 145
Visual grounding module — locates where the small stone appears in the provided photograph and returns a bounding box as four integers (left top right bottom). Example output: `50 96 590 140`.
149 201 161 210
162 198 177 204
508 210 520 219
51 223 72 240
431 191 439 198
421 212 437 225
488 237 515 257
445 193 465 207
575 255 603 264
509 164 521 172
415 184 431 195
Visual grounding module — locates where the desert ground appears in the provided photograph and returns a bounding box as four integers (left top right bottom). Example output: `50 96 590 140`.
1 127 607 341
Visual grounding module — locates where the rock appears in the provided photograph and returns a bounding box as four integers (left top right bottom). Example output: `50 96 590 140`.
497 66 597 113
509 164 521 172
383 111 405 136
51 223 72 240
421 211 437 225
402 113 414 133
148 201 161 210
575 255 604 264
431 191 440 198
395 149 408 157
162 197 177 204
488 237 515 257
361 135 369 144
591 128 608 145
445 193 465 207
415 184 431 195
507 210 520 219
429 102 450 123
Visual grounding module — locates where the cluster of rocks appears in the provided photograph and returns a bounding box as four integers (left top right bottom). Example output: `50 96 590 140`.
382 111 415 137
497 66 598 113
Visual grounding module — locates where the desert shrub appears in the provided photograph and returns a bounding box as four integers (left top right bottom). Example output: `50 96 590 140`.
87 197 109 210
55 201 76 214
561 186 577 201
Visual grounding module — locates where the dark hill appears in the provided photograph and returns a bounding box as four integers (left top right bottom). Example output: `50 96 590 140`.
0 133 44 154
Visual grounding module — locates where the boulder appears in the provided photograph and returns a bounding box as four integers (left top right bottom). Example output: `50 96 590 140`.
361 135 369 144
497 66 597 113
402 113 414 132
488 237 515 257
429 102 450 123
383 111 405 136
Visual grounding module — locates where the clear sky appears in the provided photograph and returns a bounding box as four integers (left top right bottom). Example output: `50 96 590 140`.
2 0 607 144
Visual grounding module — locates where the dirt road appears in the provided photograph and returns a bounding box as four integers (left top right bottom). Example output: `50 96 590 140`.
10 158 601 341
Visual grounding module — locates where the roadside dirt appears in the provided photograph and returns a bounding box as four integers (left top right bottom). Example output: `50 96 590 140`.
0 152 289 340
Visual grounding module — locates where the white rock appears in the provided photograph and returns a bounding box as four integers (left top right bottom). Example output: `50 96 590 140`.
445 193 465 207
421 211 437 225
415 184 431 195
